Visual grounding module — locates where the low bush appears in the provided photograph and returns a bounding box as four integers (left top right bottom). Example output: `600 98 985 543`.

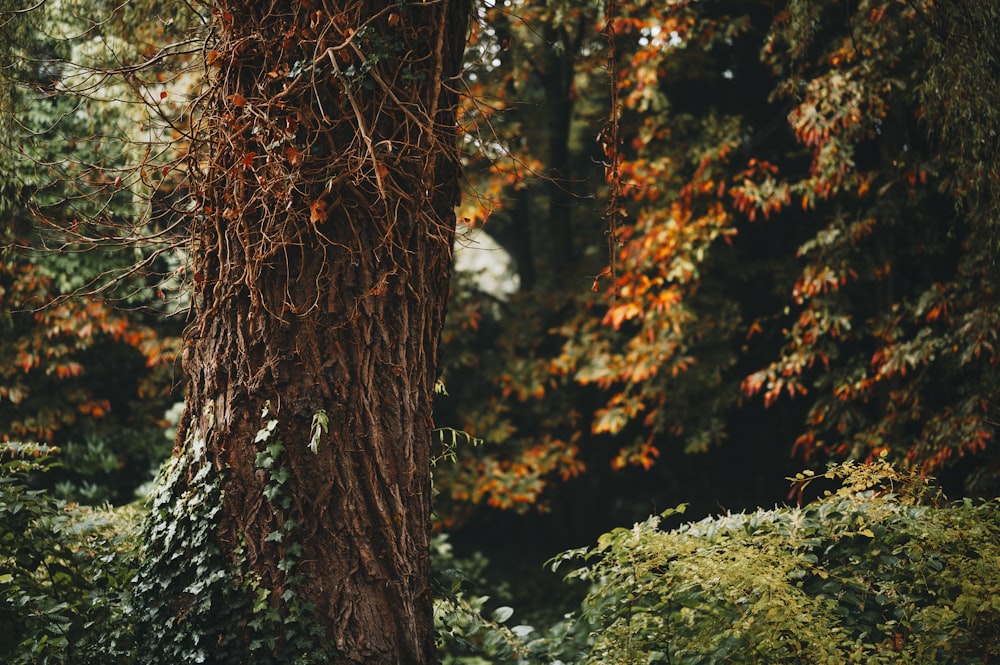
4 443 997 665
552 458 1000 664
0 443 140 664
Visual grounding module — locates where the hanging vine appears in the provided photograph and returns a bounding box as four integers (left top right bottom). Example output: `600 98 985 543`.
185 0 465 352
598 0 623 296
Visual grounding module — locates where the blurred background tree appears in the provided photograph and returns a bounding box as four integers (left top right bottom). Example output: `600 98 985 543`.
0 0 192 503
434 0 1000 598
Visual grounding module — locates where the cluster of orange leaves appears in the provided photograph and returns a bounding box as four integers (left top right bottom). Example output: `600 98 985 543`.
436 437 585 528
1 258 178 442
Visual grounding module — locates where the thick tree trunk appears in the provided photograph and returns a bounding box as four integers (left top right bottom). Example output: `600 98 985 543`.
174 0 469 661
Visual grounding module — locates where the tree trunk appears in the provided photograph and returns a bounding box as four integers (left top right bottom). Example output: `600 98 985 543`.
540 21 584 282
172 0 469 661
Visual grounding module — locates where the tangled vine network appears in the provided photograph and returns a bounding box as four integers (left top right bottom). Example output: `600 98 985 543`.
188 0 465 330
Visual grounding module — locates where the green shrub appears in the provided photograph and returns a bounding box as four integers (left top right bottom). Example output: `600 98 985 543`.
5 441 997 665
432 533 528 664
552 459 1000 664
50 426 173 505
0 443 140 664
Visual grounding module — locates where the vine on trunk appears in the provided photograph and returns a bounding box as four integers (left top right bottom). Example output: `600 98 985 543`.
186 0 462 344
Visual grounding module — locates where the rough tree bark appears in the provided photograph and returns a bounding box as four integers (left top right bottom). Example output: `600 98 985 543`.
174 0 469 661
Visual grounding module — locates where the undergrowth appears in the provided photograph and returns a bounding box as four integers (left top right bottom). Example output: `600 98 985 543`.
3 442 998 664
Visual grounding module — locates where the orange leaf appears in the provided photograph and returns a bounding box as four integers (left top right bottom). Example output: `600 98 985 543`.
285 145 302 167
229 92 247 107
603 302 642 330
310 198 328 224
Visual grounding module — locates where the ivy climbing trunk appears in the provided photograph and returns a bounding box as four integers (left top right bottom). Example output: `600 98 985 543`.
163 0 469 662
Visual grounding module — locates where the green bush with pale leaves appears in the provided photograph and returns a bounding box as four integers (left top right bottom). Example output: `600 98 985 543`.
4 443 998 664
551 459 1000 664
0 443 139 664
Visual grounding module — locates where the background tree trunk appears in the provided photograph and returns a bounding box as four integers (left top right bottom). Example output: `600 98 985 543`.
173 0 469 661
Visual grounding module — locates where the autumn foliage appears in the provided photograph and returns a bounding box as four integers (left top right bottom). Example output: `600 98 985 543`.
0 245 176 444
1 0 996 524
433 0 1000 524
0 0 187 497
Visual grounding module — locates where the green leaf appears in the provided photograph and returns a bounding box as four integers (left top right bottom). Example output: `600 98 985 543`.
308 410 328 454
255 419 279 443
254 451 273 469
492 606 514 624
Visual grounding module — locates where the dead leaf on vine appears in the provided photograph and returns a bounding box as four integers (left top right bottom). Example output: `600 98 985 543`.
591 266 612 292
310 198 328 224
229 92 247 107
286 145 302 167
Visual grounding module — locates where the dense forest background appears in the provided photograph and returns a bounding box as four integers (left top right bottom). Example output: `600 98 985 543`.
2 0 999 654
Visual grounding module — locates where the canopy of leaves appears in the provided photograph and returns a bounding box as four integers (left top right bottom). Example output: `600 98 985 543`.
434 0 1000 528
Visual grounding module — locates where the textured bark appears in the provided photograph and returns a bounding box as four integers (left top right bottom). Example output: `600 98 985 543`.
176 0 470 661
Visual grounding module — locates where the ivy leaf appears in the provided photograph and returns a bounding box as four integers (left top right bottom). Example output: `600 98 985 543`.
254 419 279 444
308 410 328 454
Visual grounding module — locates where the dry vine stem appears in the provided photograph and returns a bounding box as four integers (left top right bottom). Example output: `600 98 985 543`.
600 0 623 296
188 0 463 337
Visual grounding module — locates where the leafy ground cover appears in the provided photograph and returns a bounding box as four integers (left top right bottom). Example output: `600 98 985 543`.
3 444 998 664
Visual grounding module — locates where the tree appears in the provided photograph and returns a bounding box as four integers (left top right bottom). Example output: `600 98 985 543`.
133 0 471 662
432 0 609 525
434 0 1000 533
601 0 1000 495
